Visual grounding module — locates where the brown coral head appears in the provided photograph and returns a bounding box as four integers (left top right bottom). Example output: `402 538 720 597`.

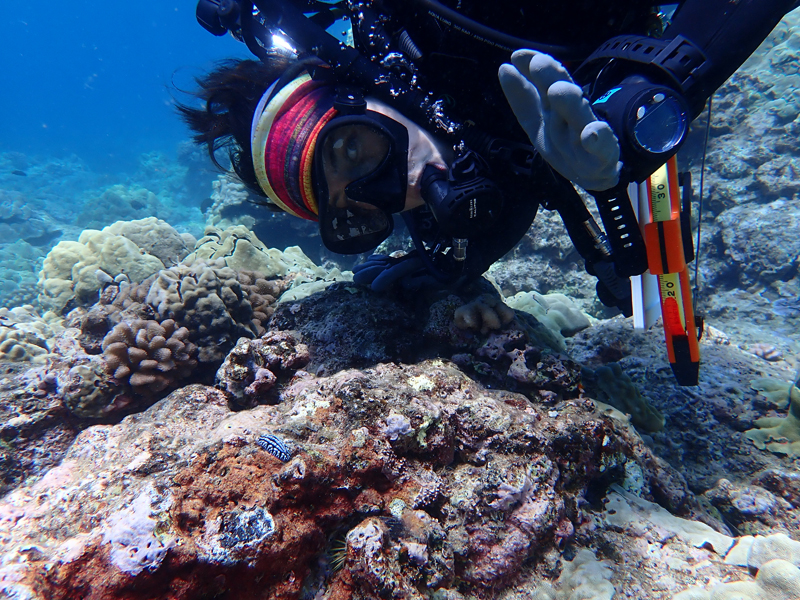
101 318 198 396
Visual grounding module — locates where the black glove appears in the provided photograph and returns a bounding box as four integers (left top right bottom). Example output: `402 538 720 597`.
352 253 441 292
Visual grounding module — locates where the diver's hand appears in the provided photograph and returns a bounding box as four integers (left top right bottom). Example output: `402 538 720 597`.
498 49 621 192
353 253 440 292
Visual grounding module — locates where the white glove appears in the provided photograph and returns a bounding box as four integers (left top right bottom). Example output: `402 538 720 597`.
499 49 621 192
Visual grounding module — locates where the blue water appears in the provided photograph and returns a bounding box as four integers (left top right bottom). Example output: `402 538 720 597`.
1 1 248 172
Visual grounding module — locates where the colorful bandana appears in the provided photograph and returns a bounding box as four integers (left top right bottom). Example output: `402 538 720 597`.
251 73 336 220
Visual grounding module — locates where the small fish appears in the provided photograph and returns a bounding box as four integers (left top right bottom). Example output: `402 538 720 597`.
11 170 27 177
257 433 291 462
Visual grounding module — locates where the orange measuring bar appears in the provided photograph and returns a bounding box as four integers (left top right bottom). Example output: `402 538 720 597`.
645 156 700 386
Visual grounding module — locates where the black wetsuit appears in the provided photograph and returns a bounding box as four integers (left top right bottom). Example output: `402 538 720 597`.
363 0 796 287
390 0 661 143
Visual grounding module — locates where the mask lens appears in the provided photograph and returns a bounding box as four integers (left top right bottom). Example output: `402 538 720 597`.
314 113 410 254
321 123 392 188
315 121 399 254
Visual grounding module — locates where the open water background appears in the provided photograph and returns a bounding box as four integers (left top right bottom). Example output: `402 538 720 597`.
1 1 248 173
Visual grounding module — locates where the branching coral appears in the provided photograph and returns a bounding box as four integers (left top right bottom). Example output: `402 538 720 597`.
102 318 197 395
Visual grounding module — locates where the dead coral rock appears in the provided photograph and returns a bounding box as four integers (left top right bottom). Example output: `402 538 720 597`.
270 284 419 374
216 331 310 409
62 359 127 418
102 318 197 396
0 360 697 600
453 329 582 402
704 478 783 535
754 468 800 509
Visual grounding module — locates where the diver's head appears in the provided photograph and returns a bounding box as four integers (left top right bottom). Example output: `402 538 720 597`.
250 72 451 254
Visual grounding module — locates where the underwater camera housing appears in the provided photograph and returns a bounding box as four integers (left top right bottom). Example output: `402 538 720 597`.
574 34 707 184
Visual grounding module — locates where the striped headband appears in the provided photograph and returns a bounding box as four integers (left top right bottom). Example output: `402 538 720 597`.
251 73 336 220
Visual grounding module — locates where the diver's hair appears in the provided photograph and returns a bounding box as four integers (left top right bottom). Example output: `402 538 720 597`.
177 57 291 197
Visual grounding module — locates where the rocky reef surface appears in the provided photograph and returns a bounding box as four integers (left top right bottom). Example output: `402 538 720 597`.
1 227 800 598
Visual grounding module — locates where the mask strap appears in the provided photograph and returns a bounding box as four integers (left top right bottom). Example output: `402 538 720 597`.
250 80 280 142
251 73 312 218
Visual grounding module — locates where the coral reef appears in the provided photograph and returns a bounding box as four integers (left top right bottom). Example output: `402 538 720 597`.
704 478 786 536
506 291 592 338
530 549 615 600
745 377 800 457
38 224 166 313
0 240 47 309
215 331 310 408
102 318 197 396
453 293 516 335
204 174 252 229
143 257 259 363
591 362 666 432
488 208 598 311
673 559 800 599
0 190 63 248
716 197 800 287
270 284 420 374
76 184 172 228
189 225 349 290
0 359 696 600
4 12 800 600
565 316 795 494
103 217 194 268
0 305 64 363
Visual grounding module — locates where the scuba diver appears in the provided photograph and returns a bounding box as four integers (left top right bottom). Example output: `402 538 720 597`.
182 0 797 315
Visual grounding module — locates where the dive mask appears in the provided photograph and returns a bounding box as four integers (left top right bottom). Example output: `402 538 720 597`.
314 94 410 254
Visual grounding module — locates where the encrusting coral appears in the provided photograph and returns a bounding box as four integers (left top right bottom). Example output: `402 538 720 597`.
591 362 665 432
102 318 197 395
454 293 516 335
746 376 800 457
0 305 65 363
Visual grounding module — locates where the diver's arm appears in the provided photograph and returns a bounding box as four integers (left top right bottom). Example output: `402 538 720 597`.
663 0 796 116
571 0 796 184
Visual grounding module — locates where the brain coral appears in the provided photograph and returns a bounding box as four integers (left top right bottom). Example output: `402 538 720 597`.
102 318 197 395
